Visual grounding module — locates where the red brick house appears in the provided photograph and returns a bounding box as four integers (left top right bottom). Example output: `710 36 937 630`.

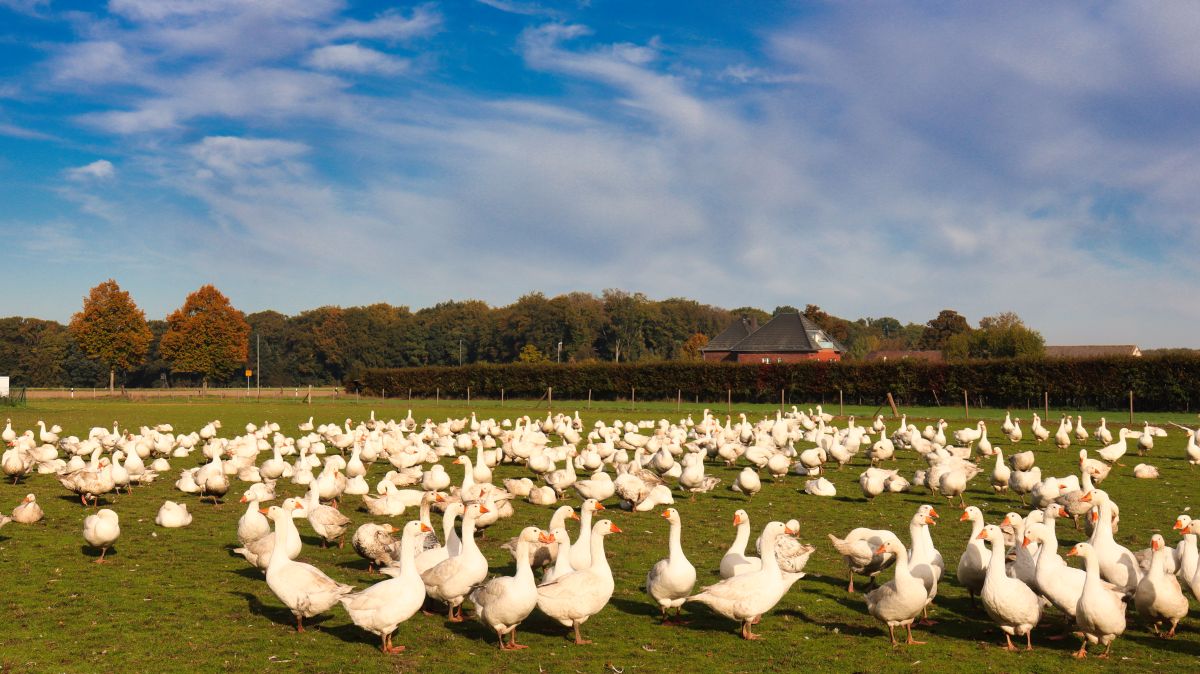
702 312 844 363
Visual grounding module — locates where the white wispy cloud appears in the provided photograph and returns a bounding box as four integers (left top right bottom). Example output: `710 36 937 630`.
327 5 442 42
476 0 556 17
306 43 409 75
66 159 116 180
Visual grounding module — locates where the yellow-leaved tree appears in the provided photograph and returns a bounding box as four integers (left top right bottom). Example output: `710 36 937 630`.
159 285 250 387
68 279 153 391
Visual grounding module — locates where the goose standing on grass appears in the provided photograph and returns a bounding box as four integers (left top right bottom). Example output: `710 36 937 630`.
540 527 575 585
502 505 577 570
864 536 927 647
569 499 605 571
305 485 350 548
536 519 622 645
721 510 761 578
991 448 1011 493
828 525 898 593
1068 542 1126 659
234 498 305 569
83 508 120 563
1086 490 1140 593
978 524 1041 651
687 521 799 640
470 526 552 650
263 505 354 632
907 505 942 624
352 523 399 573
421 502 489 622
731 467 761 498
1134 534 1188 637
341 521 429 653
645 508 696 625
956 506 990 606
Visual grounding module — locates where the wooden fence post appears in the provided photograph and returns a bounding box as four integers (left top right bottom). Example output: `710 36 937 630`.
467 386 470 405
886 392 899 417
436 387 439 404
548 386 553 410
587 388 592 409
677 389 681 411
839 389 844 417
631 387 636 411
727 388 732 414
1129 390 1134 424
780 389 785 413
963 389 969 420
1044 391 1049 420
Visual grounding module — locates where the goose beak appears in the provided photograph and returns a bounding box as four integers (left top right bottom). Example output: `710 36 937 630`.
1152 539 1162 551
874 544 888 554
928 508 939 519
661 510 671 519
1173 519 1185 530
1001 515 1011 526
1022 536 1032 547
1067 546 1079 557
1080 491 1093 502
420 523 432 532
785 525 797 535
538 531 555 544
479 505 490 514
293 501 303 510
453 457 463 464
1090 510 1098 523
976 530 987 540
958 511 970 522
594 503 606 511
609 523 622 533
733 513 742 526
259 507 270 514
570 511 581 521
435 493 445 502
239 495 247 503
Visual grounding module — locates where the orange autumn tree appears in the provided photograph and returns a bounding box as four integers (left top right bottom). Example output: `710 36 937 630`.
159 285 250 387
68 279 153 392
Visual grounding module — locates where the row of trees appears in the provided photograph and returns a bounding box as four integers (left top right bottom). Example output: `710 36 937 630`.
0 281 1050 389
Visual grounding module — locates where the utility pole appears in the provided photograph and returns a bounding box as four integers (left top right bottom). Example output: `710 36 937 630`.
557 341 562 363
458 339 464 366
256 333 261 395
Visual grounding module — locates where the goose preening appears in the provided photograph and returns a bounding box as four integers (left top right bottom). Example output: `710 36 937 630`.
83 508 120 563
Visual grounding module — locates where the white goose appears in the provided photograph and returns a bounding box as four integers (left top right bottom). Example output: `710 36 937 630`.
536 519 622 644
155 500 192 528
1133 534 1188 637
1023 521 1087 621
1067 542 1126 659
421 502 489 621
263 505 354 632
234 498 304 569
720 509 761 578
470 526 552 650
864 536 927 646
11 493 43 524
978 524 1041 651
686 521 799 640
1085 490 1140 593
907 505 942 622
82 508 120 563
645 507 696 624
828 525 898 593
956 506 990 605
341 520 430 653
568 498 605 571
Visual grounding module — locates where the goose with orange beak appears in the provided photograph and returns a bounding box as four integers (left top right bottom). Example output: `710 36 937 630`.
907 505 943 625
646 508 696 625
864 536 927 647
976 524 1041 651
470 527 554 650
1133 534 1188 637
537 519 622 644
687 521 802 639
342 521 430 653
1066 542 1126 659
263 505 354 632
422 502 490 622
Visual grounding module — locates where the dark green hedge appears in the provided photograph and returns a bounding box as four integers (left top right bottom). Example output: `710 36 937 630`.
353 355 1200 411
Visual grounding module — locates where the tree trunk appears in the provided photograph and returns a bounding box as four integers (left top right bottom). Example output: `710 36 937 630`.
109 368 115 393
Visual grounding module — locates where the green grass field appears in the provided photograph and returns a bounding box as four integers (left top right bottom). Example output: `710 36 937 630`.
2 398 1199 673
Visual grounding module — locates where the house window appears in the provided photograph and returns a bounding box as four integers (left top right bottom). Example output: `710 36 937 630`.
808 331 837 349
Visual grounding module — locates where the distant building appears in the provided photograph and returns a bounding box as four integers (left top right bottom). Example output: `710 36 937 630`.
864 350 945 363
1045 345 1142 358
701 313 844 363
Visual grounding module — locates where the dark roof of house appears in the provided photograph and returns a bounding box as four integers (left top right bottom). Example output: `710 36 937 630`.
702 316 757 352
1045 345 1141 358
865 350 945 363
725 312 844 353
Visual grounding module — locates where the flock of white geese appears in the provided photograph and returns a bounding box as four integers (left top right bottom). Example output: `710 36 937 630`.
4 407 1200 659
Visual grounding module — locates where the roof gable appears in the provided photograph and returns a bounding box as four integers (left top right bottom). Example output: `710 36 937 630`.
702 317 756 351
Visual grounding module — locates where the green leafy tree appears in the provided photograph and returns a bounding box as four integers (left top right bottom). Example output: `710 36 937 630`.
159 285 250 387
919 309 972 351
68 279 153 391
517 344 549 363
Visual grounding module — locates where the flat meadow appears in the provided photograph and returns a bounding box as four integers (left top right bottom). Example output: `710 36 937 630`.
2 397 1200 673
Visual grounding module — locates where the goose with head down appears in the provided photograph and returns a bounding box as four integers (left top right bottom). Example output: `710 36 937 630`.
687 521 801 640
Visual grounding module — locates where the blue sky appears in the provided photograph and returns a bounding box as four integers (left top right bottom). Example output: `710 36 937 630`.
2 1 1198 347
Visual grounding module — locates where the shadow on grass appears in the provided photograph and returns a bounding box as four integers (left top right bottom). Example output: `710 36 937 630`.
230 590 336 632
79 544 114 561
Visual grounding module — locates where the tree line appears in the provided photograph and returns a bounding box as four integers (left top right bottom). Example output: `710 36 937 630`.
0 281 1055 389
